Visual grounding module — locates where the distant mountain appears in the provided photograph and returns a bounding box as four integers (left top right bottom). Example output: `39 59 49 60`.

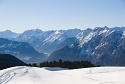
37 37 78 54
46 43 80 62
15 29 53 47
37 29 81 54
0 30 19 39
0 29 92 54
15 29 55 54
15 28 92 54
47 27 125 66
0 38 47 63
2 27 125 66
0 54 25 67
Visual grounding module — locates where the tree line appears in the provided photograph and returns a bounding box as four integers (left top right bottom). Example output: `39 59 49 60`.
39 59 96 69
0 60 97 70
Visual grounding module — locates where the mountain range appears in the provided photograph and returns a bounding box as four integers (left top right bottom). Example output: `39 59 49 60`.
1 26 125 66
0 28 92 54
0 38 47 63
47 26 125 66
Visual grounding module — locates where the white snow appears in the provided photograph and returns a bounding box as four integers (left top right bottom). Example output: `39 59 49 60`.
42 29 82 45
0 66 125 84
122 31 125 37
68 44 74 48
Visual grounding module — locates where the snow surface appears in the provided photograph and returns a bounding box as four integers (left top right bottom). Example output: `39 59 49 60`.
0 66 125 84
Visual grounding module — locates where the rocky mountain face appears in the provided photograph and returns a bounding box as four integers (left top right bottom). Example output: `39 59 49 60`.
15 29 53 47
0 28 91 64
14 28 92 54
0 38 47 63
0 28 92 54
47 27 125 66
2 27 125 66
36 29 81 54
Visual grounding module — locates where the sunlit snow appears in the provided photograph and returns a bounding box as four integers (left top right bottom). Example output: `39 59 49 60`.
0 66 125 84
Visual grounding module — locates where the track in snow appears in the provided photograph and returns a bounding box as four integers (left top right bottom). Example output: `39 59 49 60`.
0 67 125 84
0 66 29 84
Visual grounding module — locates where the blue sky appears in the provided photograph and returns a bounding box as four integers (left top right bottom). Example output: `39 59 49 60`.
0 0 125 33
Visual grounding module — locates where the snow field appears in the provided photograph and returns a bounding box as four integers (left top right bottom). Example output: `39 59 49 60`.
0 66 125 84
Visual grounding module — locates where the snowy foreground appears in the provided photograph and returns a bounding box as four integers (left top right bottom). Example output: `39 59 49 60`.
0 66 125 84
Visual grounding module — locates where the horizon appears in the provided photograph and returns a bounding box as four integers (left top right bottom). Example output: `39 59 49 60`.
0 0 125 33
0 26 125 33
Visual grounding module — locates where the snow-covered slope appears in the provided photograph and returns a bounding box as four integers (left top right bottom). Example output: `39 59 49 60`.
0 28 92 54
15 28 91 54
37 28 83 54
15 29 54 47
0 66 125 84
47 26 125 66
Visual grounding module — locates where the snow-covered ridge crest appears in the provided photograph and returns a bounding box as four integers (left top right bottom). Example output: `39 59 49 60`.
46 26 125 66
0 28 92 54
43 28 82 45
14 28 92 54
1 26 125 55
79 26 125 47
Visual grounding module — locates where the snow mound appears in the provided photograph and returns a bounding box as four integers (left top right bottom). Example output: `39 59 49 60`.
0 66 125 84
